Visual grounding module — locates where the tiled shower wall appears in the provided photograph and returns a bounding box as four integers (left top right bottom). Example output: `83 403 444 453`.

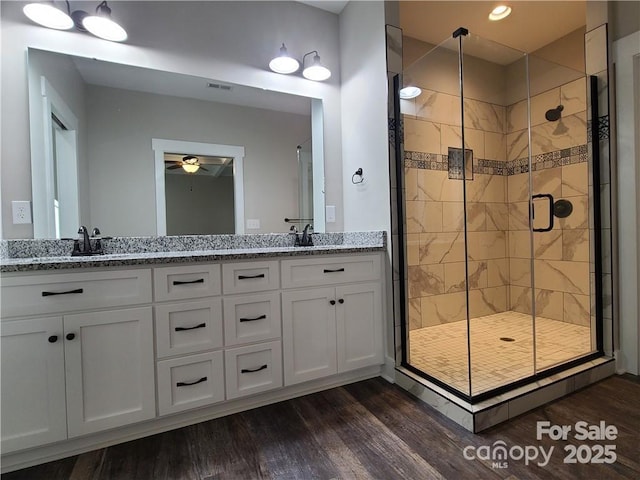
506 78 591 326
404 92 510 329
404 78 590 330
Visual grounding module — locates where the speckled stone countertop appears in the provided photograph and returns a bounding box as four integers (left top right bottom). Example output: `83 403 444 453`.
0 232 386 273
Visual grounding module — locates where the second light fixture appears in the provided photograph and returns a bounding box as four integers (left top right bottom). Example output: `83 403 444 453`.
269 43 331 81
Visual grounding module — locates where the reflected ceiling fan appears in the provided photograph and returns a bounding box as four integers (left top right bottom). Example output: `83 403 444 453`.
166 155 208 174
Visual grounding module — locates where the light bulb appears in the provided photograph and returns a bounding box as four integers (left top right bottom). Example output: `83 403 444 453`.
489 5 512 21
23 2 73 30
82 15 127 42
269 44 300 74
399 86 422 99
181 164 200 174
302 54 331 81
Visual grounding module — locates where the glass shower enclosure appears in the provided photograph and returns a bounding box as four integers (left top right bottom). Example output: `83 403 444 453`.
397 29 603 400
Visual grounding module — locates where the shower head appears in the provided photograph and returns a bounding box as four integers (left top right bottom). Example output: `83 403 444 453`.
545 105 564 122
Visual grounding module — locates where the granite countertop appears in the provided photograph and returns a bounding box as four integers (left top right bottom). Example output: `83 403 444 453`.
0 232 386 273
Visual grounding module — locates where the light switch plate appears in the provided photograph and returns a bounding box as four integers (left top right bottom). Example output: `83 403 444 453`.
325 205 336 223
11 200 32 224
246 219 260 229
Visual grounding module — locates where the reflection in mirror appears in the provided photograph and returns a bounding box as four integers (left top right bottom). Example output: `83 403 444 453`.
164 153 235 235
26 48 325 239
296 139 313 226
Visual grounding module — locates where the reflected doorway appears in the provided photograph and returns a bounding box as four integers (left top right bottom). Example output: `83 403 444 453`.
164 154 235 235
153 139 245 235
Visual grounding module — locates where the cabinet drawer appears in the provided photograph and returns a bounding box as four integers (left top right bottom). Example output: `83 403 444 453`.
223 293 281 346
222 261 279 294
154 264 221 302
281 254 381 289
155 299 223 358
157 351 225 416
0 269 152 318
225 341 282 400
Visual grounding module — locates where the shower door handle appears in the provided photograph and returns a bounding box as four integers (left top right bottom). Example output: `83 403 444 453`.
531 194 555 232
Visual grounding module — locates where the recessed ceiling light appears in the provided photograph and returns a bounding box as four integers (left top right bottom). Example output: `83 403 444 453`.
399 86 422 99
489 5 512 21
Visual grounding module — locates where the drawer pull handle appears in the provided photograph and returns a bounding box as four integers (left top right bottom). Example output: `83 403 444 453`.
66 333 76 341
48 335 58 343
239 314 267 323
174 323 206 332
172 278 205 286
323 268 345 273
42 288 83 297
176 376 208 387
238 274 265 280
329 300 336 305
338 299 344 304
241 364 268 373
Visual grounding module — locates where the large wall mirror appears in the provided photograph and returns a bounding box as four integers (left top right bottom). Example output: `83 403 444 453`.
26 48 325 239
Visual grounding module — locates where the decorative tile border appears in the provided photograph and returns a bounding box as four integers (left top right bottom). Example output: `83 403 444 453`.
405 144 588 177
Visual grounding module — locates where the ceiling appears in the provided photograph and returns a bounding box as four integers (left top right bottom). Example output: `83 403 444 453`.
67 54 311 116
297 1 348 14
400 1 586 54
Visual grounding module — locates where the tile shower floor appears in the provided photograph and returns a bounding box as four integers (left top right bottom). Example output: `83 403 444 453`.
408 311 593 395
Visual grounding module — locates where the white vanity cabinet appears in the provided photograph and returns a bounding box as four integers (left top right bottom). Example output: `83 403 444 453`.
153 260 283 415
0 250 385 469
153 264 225 415
63 307 155 437
0 317 67 453
0 269 155 452
281 254 384 386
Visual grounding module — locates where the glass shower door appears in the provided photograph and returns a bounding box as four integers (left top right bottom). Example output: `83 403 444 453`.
527 55 596 372
401 35 471 396
458 33 536 396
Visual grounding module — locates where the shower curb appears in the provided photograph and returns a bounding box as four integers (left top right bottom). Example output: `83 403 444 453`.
394 357 615 432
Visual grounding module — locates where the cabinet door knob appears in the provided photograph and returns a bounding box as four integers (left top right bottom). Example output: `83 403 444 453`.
48 335 58 343
66 333 76 341
338 299 344 304
329 300 336 305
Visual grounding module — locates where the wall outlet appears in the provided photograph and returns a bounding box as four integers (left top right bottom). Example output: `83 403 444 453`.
246 219 260 229
11 201 32 224
325 205 336 223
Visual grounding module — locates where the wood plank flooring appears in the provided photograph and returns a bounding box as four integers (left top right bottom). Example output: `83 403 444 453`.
3 375 639 480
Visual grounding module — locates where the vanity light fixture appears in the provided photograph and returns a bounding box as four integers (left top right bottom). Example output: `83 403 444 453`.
489 5 512 21
302 51 331 81
399 86 422 99
23 2 73 30
269 44 300 74
269 45 331 82
23 0 127 42
79 1 127 42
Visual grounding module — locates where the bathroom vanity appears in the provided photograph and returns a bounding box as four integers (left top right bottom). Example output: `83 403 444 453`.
0 232 386 471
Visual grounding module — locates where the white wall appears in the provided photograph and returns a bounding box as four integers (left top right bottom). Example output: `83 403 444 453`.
613 31 640 375
339 1 390 232
27 49 90 233
166 174 235 235
1 0 343 238
86 85 309 236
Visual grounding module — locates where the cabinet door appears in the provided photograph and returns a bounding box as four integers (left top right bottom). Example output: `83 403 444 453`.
282 288 337 385
64 307 155 437
336 283 383 372
1 317 67 453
